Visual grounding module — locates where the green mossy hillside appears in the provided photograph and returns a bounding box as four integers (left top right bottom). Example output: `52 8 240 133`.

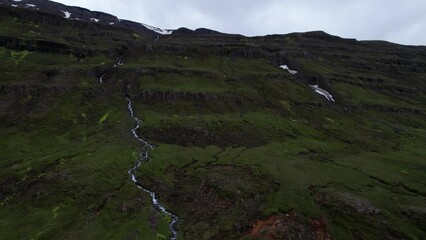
0 5 425 240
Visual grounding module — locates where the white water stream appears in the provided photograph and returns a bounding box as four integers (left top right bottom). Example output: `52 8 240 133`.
99 73 106 83
99 59 179 239
125 97 179 240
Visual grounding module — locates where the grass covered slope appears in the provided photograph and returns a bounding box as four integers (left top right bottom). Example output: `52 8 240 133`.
120 50 425 239
1 4 426 240
0 6 174 239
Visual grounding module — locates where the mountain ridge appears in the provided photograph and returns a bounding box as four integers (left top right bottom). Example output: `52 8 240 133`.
0 0 233 36
2 0 425 46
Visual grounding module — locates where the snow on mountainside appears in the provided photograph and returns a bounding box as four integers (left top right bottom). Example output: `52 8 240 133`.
0 0 175 36
0 0 227 36
309 85 335 102
280 65 298 75
141 23 173 35
61 10 70 19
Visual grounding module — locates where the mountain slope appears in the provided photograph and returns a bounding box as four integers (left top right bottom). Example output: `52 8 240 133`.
0 0 226 36
0 1 425 240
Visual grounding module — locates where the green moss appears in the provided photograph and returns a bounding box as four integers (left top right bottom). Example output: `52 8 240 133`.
133 33 140 39
10 50 29 64
98 110 112 124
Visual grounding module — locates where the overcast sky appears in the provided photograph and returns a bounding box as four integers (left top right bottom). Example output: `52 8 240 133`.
54 0 426 45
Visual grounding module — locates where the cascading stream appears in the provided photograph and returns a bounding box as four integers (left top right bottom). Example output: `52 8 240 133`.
125 97 179 240
99 59 179 240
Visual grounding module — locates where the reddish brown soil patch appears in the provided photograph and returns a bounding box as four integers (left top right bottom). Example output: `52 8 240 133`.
241 211 331 240
309 217 331 240
140 165 279 239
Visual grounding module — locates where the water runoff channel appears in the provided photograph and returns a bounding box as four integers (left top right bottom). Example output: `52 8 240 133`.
122 62 331 239
99 58 179 239
96 60 331 240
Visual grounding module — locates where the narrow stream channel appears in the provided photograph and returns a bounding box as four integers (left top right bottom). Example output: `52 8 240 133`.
99 59 179 239
125 96 179 240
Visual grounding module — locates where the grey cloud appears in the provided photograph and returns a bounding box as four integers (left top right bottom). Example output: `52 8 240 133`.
55 0 425 45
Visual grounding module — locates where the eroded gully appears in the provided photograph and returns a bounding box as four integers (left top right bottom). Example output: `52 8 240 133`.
100 59 179 240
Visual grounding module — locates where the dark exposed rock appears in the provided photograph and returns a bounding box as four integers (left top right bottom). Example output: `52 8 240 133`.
364 104 423 115
324 192 381 216
172 27 228 36
0 35 96 57
119 20 161 35
137 89 221 102
0 174 19 200
0 83 73 96
401 206 426 229
0 84 106 98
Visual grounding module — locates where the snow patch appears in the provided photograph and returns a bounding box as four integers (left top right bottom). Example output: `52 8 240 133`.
141 23 173 35
12 0 22 2
62 10 71 19
11 4 17 7
109 22 114 25
309 85 335 102
280 65 298 75
26 4 36 7
99 73 106 83
113 58 123 67
90 18 100 23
